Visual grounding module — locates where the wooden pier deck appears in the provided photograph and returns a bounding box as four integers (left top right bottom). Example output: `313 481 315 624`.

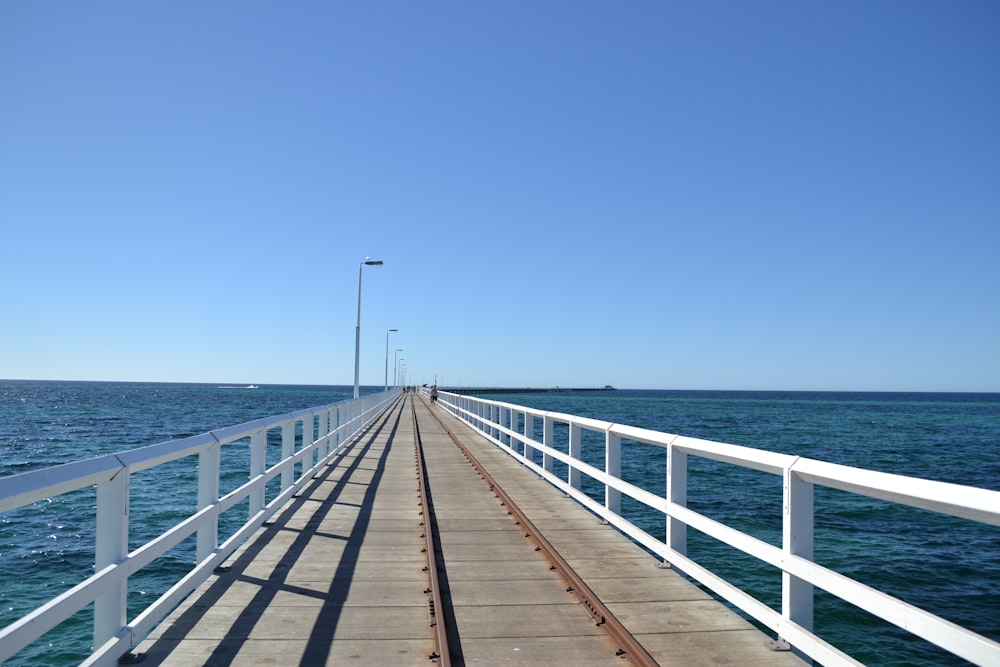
135 395 806 666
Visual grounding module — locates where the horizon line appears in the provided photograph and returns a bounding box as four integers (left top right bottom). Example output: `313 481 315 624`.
3 378 998 394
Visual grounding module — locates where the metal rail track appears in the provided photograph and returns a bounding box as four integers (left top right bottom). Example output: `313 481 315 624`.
412 393 659 667
410 395 452 666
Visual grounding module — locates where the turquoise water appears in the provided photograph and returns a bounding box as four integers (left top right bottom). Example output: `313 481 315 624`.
2 382 998 666
482 389 1000 667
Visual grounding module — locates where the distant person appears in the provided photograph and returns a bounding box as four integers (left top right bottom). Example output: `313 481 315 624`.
430 385 438 403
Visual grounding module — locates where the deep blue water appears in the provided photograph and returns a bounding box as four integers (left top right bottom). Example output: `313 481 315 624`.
2 382 998 666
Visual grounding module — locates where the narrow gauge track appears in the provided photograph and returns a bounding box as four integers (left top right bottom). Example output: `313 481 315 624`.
410 395 452 667
408 393 658 666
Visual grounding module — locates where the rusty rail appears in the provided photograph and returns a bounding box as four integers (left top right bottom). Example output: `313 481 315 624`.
410 395 453 666
418 394 659 667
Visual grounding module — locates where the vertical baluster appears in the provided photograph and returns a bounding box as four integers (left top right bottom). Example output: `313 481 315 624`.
542 415 554 474
250 429 266 516
197 440 221 562
666 443 687 555
605 429 621 514
783 462 814 648
321 410 331 459
568 422 582 490
94 467 128 647
333 406 342 454
304 415 316 466
281 421 294 490
523 412 534 462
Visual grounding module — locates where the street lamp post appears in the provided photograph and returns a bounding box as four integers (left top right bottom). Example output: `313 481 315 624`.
384 329 398 391
393 349 403 387
354 257 383 399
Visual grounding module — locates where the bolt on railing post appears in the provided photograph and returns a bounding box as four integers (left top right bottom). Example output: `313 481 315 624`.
605 430 621 514
249 429 266 516
667 443 688 555
783 463 815 646
197 442 221 562
94 468 128 648
568 422 582 490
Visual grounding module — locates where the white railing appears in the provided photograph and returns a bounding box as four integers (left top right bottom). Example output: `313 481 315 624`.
0 388 401 667
437 390 1000 667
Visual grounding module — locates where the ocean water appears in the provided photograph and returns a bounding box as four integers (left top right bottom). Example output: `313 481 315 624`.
1 382 998 666
480 389 1000 667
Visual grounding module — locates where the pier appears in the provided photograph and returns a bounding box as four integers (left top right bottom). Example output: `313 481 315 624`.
2 388 998 666
132 394 803 665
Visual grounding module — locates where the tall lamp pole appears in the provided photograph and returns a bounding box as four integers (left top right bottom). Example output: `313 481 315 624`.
384 328 398 391
354 257 383 399
393 349 403 387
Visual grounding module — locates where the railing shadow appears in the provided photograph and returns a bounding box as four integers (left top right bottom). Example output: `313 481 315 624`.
136 399 403 665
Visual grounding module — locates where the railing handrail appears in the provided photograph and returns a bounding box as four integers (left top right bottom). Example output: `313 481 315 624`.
434 389 1000 667
454 397 1000 525
0 388 402 666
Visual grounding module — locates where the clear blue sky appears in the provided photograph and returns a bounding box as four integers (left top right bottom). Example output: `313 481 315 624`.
2 2 998 392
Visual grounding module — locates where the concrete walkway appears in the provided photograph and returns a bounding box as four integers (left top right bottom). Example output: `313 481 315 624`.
135 395 805 666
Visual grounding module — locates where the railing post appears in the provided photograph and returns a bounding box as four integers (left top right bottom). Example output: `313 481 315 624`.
666 443 687 555
605 429 621 514
281 422 295 490
568 422 582 491
94 468 128 647
330 407 339 454
783 461 814 646
542 415 554 473
197 441 221 562
321 410 331 458
250 429 266 516
303 415 316 466
523 411 533 462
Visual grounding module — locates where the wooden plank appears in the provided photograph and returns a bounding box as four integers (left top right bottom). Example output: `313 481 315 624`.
136 396 807 666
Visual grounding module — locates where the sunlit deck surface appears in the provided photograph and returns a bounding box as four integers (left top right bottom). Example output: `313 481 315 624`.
135 395 805 666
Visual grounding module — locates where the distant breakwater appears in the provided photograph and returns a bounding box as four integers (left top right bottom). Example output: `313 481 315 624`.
443 386 615 395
